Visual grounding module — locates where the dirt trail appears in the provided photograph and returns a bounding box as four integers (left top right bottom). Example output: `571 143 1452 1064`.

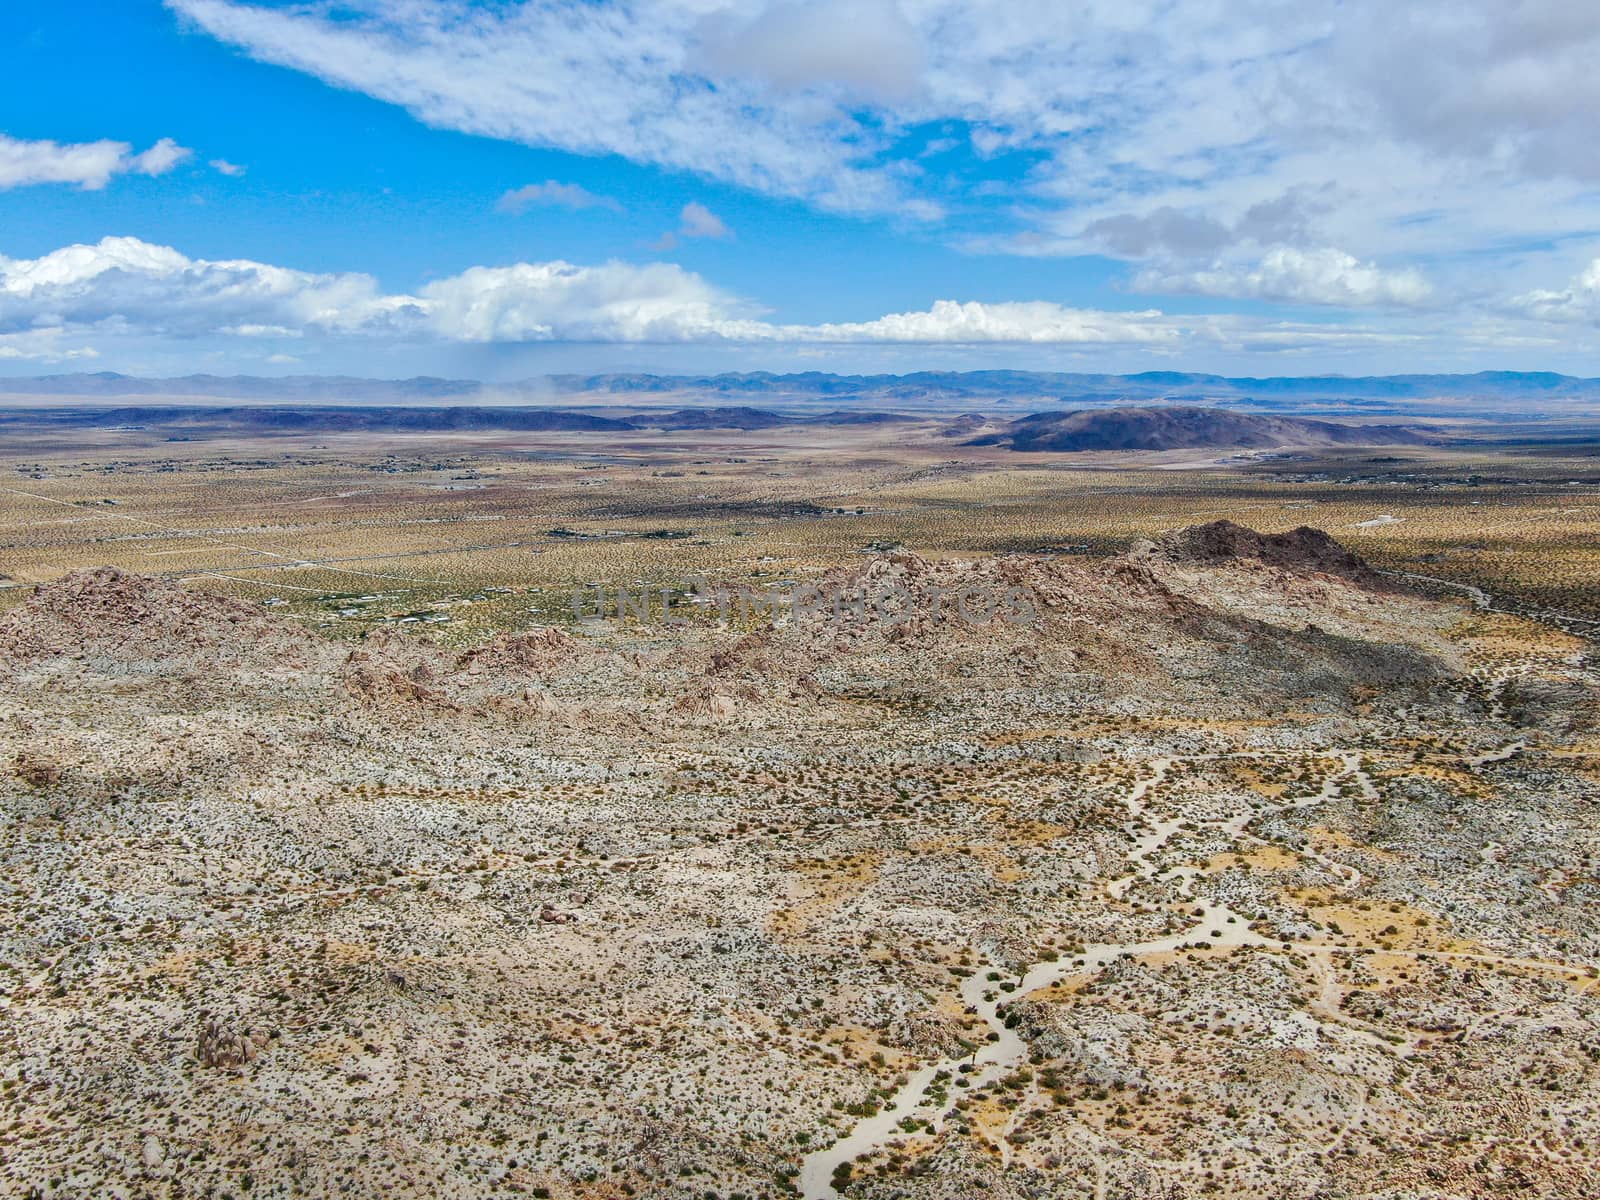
799 741 1549 1198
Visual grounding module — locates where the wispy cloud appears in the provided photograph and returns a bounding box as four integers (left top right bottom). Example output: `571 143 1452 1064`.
0 132 192 190
161 0 1600 335
678 202 730 240
496 180 622 215
653 202 733 251
210 158 247 177
0 328 101 363
165 0 918 217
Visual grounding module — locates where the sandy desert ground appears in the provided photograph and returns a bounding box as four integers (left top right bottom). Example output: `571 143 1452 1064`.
2 419 1598 1199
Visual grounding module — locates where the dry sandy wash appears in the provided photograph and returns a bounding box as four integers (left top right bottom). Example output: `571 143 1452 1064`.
2 523 1598 1200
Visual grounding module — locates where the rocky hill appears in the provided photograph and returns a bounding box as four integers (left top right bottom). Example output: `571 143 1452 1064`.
2 526 1596 1200
1139 518 1391 586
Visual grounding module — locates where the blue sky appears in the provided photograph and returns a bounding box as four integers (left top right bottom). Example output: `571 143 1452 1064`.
3 0 1600 379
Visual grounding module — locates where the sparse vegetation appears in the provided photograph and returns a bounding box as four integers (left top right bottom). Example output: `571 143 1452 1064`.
1 420 1596 1199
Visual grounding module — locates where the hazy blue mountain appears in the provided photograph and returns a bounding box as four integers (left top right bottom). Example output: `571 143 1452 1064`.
3 370 1600 418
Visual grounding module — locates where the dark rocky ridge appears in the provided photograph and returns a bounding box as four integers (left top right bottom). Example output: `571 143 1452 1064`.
970 406 1431 452
1143 519 1389 586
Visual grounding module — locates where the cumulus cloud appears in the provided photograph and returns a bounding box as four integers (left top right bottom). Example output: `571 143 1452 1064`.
23 235 1600 371
1511 258 1600 324
0 133 192 190
419 260 756 342
210 158 248 177
0 237 413 338
0 237 751 343
0 237 760 343
496 181 622 214
1135 249 1434 309
1 234 1447 353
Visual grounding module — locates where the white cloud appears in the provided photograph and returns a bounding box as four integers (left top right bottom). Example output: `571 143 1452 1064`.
1136 249 1435 309
3 235 1588 365
419 260 756 342
653 202 733 251
678 202 731 240
0 328 100 363
1511 258 1600 324
131 138 192 176
496 181 622 214
0 234 1413 352
0 237 413 338
0 132 193 190
166 0 916 216
210 158 248 177
0 237 759 344
774 301 1180 346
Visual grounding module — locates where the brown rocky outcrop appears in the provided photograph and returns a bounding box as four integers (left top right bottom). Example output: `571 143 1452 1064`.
1142 519 1391 586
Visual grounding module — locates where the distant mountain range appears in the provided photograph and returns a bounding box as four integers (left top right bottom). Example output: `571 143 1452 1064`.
539 368 1600 406
3 369 1600 416
970 406 1432 452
